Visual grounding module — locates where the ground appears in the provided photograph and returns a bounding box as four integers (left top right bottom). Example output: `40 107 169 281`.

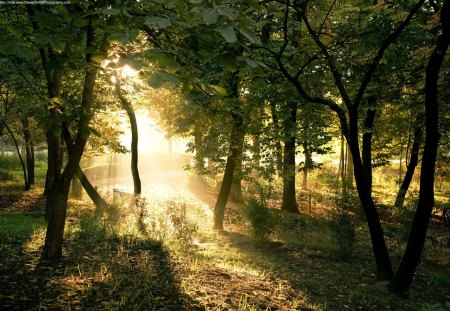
0 172 449 310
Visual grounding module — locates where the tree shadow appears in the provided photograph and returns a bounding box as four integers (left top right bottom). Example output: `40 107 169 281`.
0 216 198 310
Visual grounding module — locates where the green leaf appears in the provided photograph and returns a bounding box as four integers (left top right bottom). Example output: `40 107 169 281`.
159 71 181 86
217 6 237 20
217 26 237 43
92 51 108 62
203 9 218 25
145 17 172 29
147 72 164 88
49 38 65 51
208 84 227 96
157 54 180 69
0 44 16 56
237 28 261 45
102 8 121 15
245 58 258 68
108 33 129 45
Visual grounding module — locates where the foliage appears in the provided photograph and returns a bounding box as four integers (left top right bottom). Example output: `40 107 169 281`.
244 198 278 242
0 170 16 181
167 200 199 252
329 192 357 261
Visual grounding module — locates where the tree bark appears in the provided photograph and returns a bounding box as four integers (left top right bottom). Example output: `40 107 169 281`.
193 123 205 173
21 117 35 186
213 112 245 230
302 141 311 190
394 113 423 208
281 102 299 213
349 110 393 280
38 17 99 259
116 79 141 197
3 121 29 190
269 101 283 175
229 143 244 203
362 96 376 194
391 0 450 294
346 144 354 190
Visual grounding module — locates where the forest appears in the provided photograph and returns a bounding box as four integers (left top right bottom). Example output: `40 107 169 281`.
0 0 449 310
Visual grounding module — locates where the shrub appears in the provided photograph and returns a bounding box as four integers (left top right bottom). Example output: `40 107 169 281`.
329 192 357 261
166 200 198 252
244 199 278 242
0 170 17 181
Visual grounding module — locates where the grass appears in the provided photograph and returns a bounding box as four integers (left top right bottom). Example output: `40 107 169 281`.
0 214 46 246
0 162 449 310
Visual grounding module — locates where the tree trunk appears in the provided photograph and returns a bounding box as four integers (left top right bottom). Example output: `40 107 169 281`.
394 114 423 208
230 130 245 203
116 79 141 196
75 165 108 214
348 110 393 280
337 133 345 183
391 1 449 294
3 121 29 190
193 123 204 173
71 175 83 199
213 112 245 230
63 123 109 213
42 187 69 258
269 101 283 175
38 17 99 259
346 144 354 190
281 102 299 213
362 96 376 194
21 117 35 186
207 158 215 178
302 141 311 190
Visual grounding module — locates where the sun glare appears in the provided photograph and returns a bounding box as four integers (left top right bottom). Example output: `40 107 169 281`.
121 64 138 78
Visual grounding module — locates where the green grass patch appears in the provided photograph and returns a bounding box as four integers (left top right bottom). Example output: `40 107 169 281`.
0 214 45 246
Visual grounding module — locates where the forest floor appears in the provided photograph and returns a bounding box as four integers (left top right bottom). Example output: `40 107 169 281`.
0 179 449 311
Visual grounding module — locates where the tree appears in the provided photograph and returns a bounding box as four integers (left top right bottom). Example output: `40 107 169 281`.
390 0 450 294
253 0 427 280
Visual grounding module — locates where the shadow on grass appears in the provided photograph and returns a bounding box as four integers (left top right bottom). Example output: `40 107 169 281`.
0 213 196 310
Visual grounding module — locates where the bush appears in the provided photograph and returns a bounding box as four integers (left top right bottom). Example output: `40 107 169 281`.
0 170 17 181
329 192 357 261
166 200 198 252
0 154 21 168
244 199 278 242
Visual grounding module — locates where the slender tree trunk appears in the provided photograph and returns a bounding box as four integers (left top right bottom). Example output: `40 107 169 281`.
348 109 393 280
337 133 344 183
116 79 141 196
362 96 377 194
63 123 108 211
302 141 311 190
75 166 108 214
229 142 244 203
394 114 423 208
207 158 215 178
391 1 449 294
281 102 299 213
346 144 354 190
193 123 204 173
21 117 35 186
213 112 245 230
71 175 83 199
3 121 29 190
269 101 283 175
